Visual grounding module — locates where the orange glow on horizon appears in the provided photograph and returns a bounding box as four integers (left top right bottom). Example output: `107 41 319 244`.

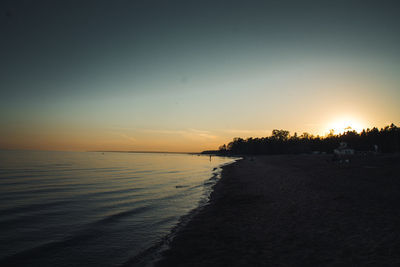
324 117 366 135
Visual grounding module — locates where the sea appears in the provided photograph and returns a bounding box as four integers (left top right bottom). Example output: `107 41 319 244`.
0 150 238 266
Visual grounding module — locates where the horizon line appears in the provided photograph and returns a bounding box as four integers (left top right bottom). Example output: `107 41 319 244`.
0 148 203 154
89 150 202 154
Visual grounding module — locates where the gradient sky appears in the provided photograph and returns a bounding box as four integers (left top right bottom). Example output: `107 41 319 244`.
1 0 400 152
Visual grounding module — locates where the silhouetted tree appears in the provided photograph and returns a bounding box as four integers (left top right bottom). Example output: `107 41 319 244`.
272 129 290 141
217 123 400 155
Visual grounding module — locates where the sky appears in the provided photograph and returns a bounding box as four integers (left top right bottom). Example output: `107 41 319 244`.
1 0 400 152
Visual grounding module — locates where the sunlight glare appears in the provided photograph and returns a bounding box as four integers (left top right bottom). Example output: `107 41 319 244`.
326 118 365 135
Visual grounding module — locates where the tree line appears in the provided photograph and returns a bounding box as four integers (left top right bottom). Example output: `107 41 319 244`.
217 123 400 155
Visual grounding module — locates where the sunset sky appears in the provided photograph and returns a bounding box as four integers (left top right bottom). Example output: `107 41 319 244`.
1 0 399 152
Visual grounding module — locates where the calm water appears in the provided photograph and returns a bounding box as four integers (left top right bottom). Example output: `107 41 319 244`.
0 151 237 266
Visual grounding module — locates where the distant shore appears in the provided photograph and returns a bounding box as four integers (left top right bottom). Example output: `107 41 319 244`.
155 154 400 266
89 151 200 154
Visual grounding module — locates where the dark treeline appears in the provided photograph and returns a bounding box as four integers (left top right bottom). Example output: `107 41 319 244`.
218 124 400 155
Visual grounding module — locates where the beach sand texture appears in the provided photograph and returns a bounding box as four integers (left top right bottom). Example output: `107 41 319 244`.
156 154 400 266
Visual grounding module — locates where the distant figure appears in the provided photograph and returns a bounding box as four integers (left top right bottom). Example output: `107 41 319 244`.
374 144 379 154
209 155 212 161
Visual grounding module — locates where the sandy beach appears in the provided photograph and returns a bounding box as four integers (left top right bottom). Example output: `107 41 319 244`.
155 154 400 266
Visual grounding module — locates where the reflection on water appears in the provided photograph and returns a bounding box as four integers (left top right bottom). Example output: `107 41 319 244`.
0 151 237 266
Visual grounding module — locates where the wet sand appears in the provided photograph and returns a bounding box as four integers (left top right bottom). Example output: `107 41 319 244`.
155 154 400 266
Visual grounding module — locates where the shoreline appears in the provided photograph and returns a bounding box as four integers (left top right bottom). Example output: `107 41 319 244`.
123 157 241 267
154 154 400 266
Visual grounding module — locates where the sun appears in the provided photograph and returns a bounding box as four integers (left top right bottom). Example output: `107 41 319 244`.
326 118 365 135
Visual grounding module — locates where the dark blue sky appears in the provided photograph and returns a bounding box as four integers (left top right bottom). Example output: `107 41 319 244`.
1 0 400 151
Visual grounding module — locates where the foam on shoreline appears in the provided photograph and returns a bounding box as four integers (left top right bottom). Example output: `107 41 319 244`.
123 158 241 267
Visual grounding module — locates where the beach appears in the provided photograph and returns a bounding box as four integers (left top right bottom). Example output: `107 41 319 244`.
155 154 400 266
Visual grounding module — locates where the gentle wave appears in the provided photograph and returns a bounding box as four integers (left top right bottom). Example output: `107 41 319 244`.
0 151 237 267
